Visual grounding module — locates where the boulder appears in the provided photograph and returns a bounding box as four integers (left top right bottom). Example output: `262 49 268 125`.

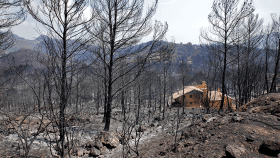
137 126 147 132
259 140 280 157
84 149 90 154
261 140 280 151
203 114 212 122
84 140 103 150
248 107 262 113
100 147 108 155
89 147 100 157
218 116 231 125
7 124 15 130
232 114 242 122
96 131 119 149
29 147 52 158
70 147 84 156
84 140 95 149
203 114 216 123
77 147 84 156
94 140 103 150
183 140 195 146
154 116 161 121
226 143 247 158
246 135 255 143
0 134 3 141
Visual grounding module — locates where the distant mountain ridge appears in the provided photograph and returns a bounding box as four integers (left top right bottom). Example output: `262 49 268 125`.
0 49 46 69
4 34 207 72
5 34 41 53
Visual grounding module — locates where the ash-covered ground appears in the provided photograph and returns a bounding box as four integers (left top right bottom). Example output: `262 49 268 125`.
1 93 280 158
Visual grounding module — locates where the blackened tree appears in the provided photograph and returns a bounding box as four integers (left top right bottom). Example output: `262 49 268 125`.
26 0 91 156
86 0 169 131
200 0 254 111
0 0 25 54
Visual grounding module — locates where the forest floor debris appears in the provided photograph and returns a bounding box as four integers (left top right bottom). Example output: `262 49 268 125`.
0 93 280 157
136 93 280 158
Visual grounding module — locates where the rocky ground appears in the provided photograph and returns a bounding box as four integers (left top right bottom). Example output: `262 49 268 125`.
0 93 280 158
136 93 280 158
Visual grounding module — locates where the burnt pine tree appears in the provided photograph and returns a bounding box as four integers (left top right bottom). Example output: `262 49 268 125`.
0 0 25 54
263 23 274 93
239 13 263 103
229 12 264 107
26 0 91 156
178 60 190 114
86 0 169 131
161 52 174 120
0 0 25 108
270 14 280 93
200 0 254 111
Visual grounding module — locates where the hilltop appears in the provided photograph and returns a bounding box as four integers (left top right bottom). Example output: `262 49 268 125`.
0 48 46 69
5 34 41 54
3 34 206 72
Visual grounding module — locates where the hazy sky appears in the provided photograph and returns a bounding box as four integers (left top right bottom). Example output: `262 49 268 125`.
12 0 280 44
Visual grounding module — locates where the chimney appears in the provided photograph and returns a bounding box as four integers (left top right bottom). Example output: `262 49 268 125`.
202 81 206 85
218 88 220 92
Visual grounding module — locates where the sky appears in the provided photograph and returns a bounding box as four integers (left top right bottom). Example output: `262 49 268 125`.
12 0 280 44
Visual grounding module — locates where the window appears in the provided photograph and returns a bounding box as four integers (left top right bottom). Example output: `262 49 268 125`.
190 95 192 98
190 102 192 105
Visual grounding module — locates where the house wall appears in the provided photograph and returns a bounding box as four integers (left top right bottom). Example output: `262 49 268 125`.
173 81 234 109
176 93 203 108
196 82 234 110
196 82 207 99
209 96 233 109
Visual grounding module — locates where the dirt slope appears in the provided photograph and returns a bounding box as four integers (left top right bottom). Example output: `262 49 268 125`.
137 93 280 158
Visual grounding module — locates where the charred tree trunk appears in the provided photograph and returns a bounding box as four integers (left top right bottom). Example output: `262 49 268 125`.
270 39 280 93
